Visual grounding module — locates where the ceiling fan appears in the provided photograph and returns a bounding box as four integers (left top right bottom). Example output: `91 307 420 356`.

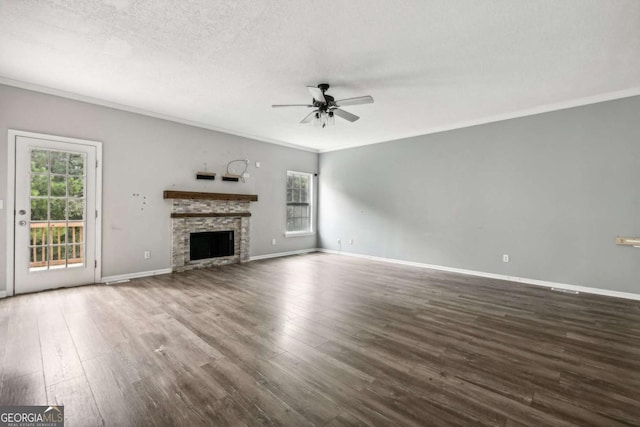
272 83 374 128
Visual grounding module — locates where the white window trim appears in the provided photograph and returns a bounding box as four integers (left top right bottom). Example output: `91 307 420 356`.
285 170 315 236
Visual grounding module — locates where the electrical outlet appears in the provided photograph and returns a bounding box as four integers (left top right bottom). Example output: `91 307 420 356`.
271 238 276 245
144 251 151 259
503 254 509 263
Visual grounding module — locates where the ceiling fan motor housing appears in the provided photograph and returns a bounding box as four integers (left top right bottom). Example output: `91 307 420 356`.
315 95 335 111
314 84 336 111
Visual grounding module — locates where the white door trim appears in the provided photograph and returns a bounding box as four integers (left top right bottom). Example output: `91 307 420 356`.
6 130 102 296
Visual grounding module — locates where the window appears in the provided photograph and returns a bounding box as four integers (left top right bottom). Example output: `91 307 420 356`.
286 171 313 235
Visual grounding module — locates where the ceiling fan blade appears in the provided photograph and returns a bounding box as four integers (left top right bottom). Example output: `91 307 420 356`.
307 86 326 104
300 110 318 124
332 108 359 122
335 96 374 107
272 104 313 108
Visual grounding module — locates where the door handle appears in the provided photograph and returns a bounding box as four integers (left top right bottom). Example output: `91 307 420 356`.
18 220 27 226
18 209 26 215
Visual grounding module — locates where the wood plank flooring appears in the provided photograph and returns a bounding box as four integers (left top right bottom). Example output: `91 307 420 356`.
1 253 639 426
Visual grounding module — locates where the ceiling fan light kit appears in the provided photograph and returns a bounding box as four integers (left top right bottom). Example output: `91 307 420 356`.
272 83 374 128
314 110 335 128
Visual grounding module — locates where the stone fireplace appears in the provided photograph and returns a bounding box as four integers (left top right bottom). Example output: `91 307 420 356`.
164 191 258 272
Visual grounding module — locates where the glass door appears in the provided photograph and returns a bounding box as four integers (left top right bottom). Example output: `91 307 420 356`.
14 135 98 294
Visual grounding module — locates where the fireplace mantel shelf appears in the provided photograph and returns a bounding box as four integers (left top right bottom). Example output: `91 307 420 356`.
163 190 258 202
171 212 251 218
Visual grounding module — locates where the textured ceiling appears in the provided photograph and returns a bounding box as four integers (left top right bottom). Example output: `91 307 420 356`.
1 0 639 151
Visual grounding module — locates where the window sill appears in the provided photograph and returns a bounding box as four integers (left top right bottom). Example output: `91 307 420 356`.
285 231 315 238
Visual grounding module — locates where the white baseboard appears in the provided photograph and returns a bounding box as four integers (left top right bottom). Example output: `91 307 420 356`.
101 251 320 282
250 248 319 261
101 268 173 284
0 291 6 299
318 249 640 301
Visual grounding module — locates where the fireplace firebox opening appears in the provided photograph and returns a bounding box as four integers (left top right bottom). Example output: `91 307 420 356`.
190 230 234 261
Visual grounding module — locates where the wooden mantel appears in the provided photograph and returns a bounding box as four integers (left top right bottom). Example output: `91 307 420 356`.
163 190 258 202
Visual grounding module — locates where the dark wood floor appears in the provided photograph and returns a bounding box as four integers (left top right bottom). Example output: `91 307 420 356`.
1 253 639 426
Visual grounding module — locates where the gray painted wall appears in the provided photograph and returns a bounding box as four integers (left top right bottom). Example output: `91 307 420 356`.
0 84 318 292
319 96 640 294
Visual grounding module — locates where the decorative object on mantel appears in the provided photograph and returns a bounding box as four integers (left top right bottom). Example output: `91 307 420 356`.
223 159 249 182
196 172 216 180
616 236 640 247
196 162 216 180
163 190 258 202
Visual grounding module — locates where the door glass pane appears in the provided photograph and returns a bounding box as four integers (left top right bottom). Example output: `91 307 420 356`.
49 199 67 221
30 225 48 246
50 151 68 174
68 176 84 197
68 199 84 221
67 223 84 244
30 246 47 269
30 174 48 196
50 175 67 197
31 199 48 221
68 153 84 175
49 223 67 245
49 244 67 267
27 148 87 271
31 150 49 173
67 244 84 266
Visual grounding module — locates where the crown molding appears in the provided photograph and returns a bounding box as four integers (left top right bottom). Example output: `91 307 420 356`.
3 76 638 155
319 86 640 153
0 76 319 153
